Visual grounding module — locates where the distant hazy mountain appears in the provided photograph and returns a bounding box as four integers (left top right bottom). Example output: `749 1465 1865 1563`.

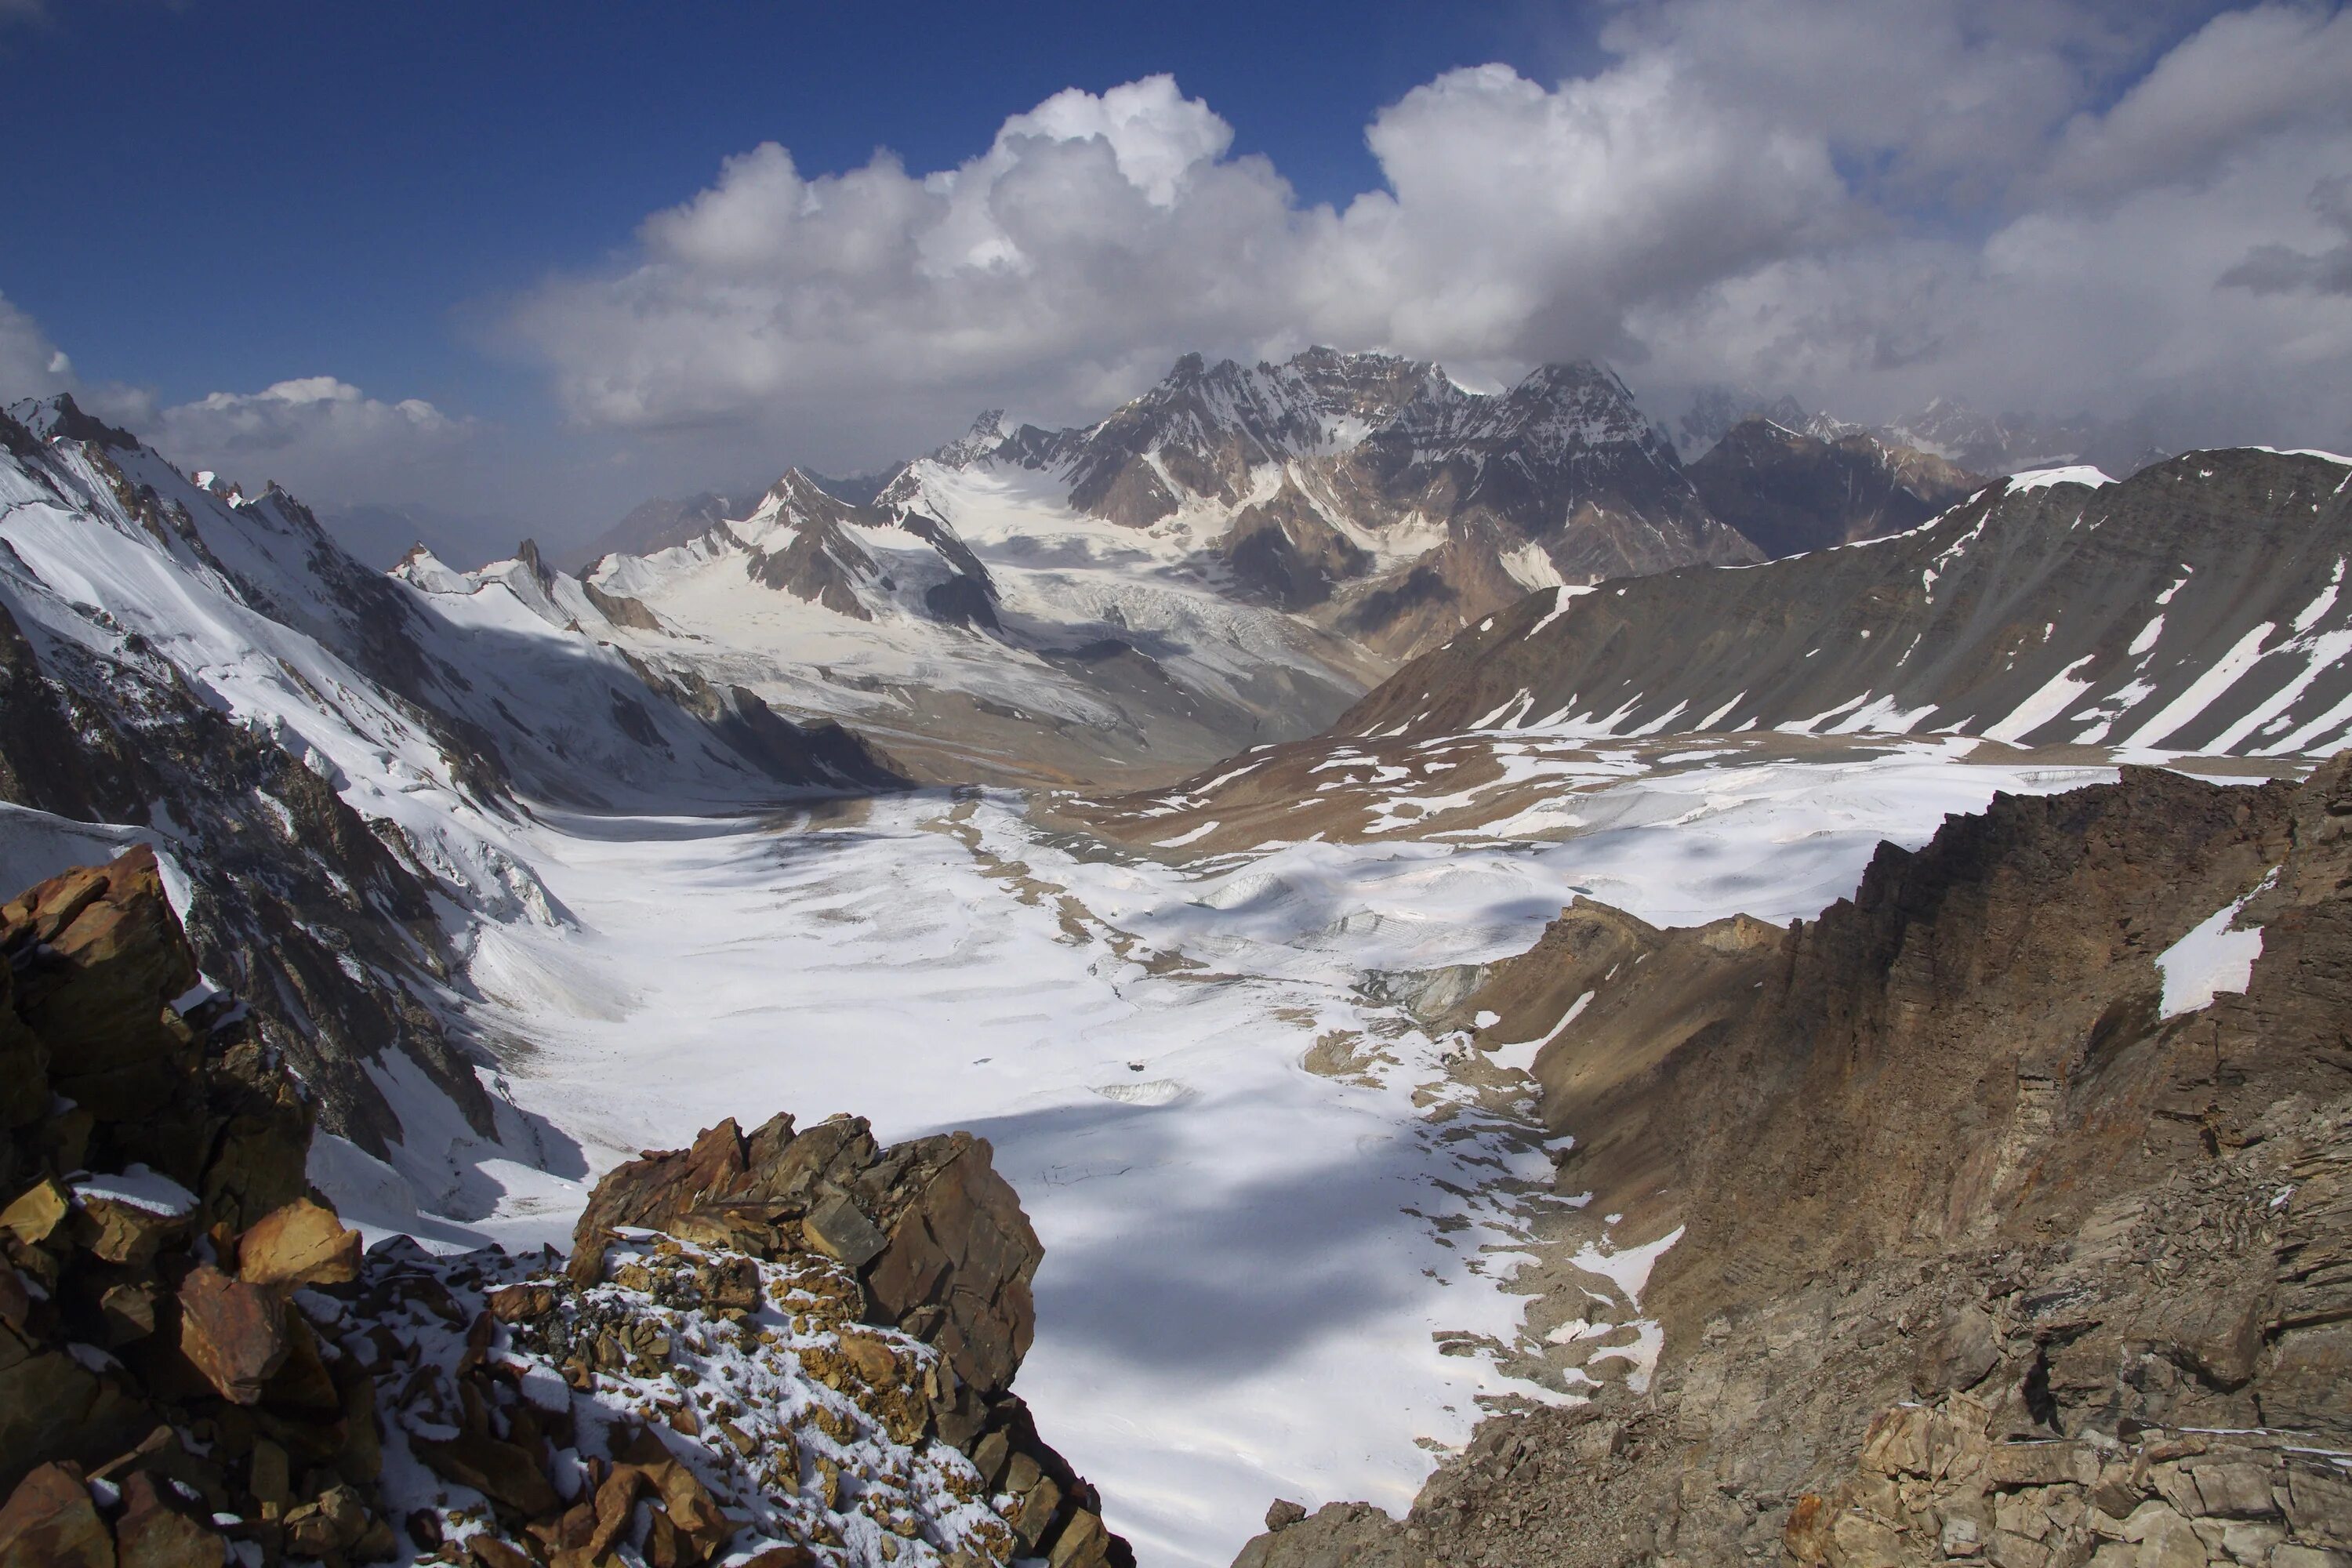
1672 386 2179 481
1688 416 1984 557
1882 397 2172 480
569 488 760 573
1671 385 1855 461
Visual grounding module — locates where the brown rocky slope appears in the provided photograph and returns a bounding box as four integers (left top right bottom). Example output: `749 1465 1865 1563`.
0 847 1120 1568
1237 759 2352 1568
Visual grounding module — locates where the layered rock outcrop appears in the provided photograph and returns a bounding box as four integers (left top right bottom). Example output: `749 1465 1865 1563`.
0 845 383 1560
0 847 1113 1568
564 1114 1125 1568
1236 758 2352 1568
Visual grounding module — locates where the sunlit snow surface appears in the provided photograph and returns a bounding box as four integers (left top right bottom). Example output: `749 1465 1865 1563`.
2155 869 2274 1018
420 742 2129 1568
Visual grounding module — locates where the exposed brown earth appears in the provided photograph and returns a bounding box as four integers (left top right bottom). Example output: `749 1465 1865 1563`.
1047 731 2233 859
1232 758 2352 1568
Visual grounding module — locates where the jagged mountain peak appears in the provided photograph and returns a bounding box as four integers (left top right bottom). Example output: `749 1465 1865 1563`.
751 464 855 521
6 390 140 450
1492 360 1661 451
722 464 1001 633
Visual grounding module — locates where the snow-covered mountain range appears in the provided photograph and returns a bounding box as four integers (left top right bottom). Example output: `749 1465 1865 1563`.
527 349 1796 784
0 394 899 1218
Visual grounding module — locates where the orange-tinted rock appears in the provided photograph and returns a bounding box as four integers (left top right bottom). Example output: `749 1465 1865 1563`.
566 1117 756 1284
0 1179 68 1246
485 1282 558 1323
96 1283 157 1346
735 1547 817 1568
584 1462 645 1559
112 1471 223 1568
279 1483 370 1559
78 1193 192 1269
175 1265 288 1405
0 1461 113 1568
234 1199 359 1290
467 1536 532 1568
1784 1493 1832 1566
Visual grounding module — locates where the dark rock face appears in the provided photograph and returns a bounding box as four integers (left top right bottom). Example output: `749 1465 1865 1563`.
0 847 375 1563
1349 361 1749 577
1232 758 2352 1568
1689 416 1983 557
1224 481 1376 611
1334 448 2352 755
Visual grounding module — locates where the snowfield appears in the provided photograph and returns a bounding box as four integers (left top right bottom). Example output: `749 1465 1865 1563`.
324 742 2130 1568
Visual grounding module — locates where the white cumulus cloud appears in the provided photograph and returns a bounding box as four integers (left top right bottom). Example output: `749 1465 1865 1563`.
0 289 155 428
2 294 474 505
151 376 472 499
502 2 2352 466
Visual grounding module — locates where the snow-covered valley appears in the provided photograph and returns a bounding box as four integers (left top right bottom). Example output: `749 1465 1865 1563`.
0 395 2338 1568
311 740 2135 1568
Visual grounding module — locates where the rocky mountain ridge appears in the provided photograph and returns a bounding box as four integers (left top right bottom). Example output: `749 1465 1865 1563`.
888 348 1761 660
1236 755 2352 1568
1330 448 2352 759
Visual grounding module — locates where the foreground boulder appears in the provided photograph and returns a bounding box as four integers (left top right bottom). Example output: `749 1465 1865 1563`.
564 1112 1126 1567
0 846 1123 1568
0 847 390 1561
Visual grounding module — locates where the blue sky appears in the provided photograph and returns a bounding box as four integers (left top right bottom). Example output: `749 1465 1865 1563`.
3 2 1590 416
3 1 2347 560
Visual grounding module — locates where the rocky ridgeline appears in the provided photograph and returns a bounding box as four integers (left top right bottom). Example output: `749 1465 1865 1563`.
0 848 1120 1568
1238 760 2352 1568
